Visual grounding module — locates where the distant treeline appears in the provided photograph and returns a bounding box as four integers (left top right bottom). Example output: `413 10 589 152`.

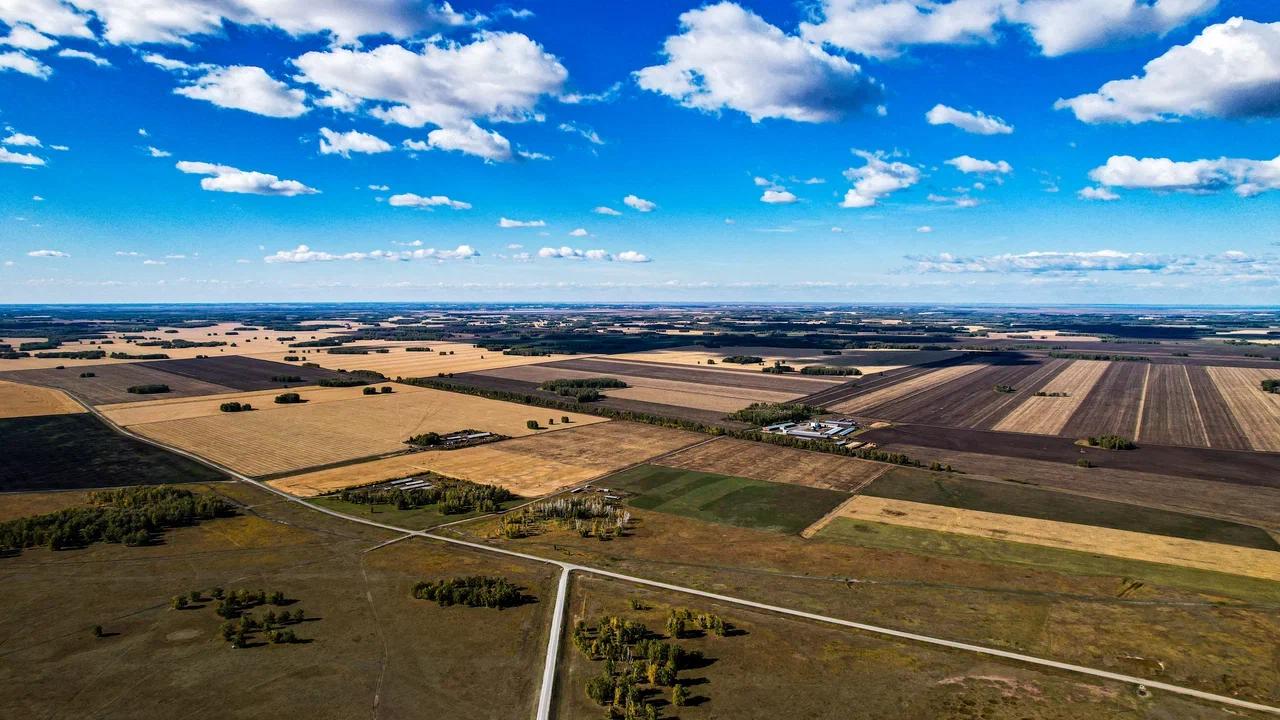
1048 352 1151 362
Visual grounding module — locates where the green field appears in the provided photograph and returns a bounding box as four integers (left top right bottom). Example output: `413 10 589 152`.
864 466 1279 550
606 464 848 534
817 516 1280 603
308 494 524 531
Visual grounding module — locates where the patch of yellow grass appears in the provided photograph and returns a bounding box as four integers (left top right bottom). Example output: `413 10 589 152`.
838 496 1280 582
130 387 607 477
830 363 984 415
98 383 420 426
993 360 1110 435
0 379 85 418
1206 366 1280 452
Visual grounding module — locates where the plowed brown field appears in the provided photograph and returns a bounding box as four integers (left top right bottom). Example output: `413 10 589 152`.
655 436 887 491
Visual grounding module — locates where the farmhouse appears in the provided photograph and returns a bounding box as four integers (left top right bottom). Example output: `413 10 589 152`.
763 418 860 441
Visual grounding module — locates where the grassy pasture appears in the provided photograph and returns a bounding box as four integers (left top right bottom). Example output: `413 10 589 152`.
864 467 1278 550
606 464 848 534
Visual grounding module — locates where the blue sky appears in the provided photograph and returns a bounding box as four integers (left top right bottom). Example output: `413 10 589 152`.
2 0 1279 303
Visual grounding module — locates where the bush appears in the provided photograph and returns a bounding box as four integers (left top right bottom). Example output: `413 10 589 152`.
412 575 523 608
79 371 96 378
282 355 301 362
1262 379 1280 394
271 375 303 383
1076 458 1093 468
219 401 252 412
380 386 393 394
527 420 540 430
1085 435 1136 450
721 355 763 364
274 392 303 404
993 384 1016 393
362 386 378 395
126 384 170 395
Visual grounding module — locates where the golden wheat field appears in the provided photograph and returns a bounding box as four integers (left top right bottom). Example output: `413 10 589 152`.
247 341 582 378
656 437 887 491
830 363 984 414
0 380 85 419
98 383 422 426
1205 366 1280 452
129 387 607 477
836 496 1280 582
993 360 1111 435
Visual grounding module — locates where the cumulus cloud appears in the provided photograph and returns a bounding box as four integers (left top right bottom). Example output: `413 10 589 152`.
840 149 920 208
557 121 604 145
635 2 882 123
913 249 1169 273
1 24 56 50
623 194 656 212
368 184 389 191
141 53 193 71
0 50 51 78
27 249 69 257
1014 0 1219 57
594 206 622 216
925 103 1012 134
1078 186 1120 201
265 243 478 263
414 122 513 162
3 132 40 147
318 127 391 157
1088 154 1280 197
175 160 319 196
499 217 546 228
761 189 798 204
387 192 471 209
569 228 589 237
537 246 650 262
1056 17 1280 123
946 155 1012 174
917 225 933 233
57 48 110 66
0 147 44 165
616 251 651 263
147 146 171 157
175 65 308 118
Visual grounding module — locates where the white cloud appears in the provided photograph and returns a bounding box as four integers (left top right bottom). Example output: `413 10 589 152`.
506 243 523 250
0 147 44 165
623 194 656 212
569 228 589 237
31 194 43 201
3 132 40 146
925 103 1012 134
831 226 843 232
417 122 513 162
115 251 142 256
175 65 308 118
840 149 920 208
147 146 171 157
387 192 471 209
1088 154 1280 198
946 155 1012 174
1013 0 1219 57
138 128 148 136
141 53 193 71
27 249 68 257
175 160 319 197
1 24 56 50
917 225 933 233
0 50 51 78
0 0 93 39
537 246 649 262
318 127 391 157
753 176 772 187
499 217 546 228
557 121 604 145
761 189 798 204
49 144 68 151
928 192 980 207
913 249 1169 273
560 82 621 105
617 250 651 263
594 206 622 216
142 259 166 265
1078 186 1120 201
264 243 478 263
56 48 109 65
635 1 881 123
368 184 389 191
1056 17 1280 123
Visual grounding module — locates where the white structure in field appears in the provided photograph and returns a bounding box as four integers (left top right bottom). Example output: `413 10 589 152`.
761 418 859 441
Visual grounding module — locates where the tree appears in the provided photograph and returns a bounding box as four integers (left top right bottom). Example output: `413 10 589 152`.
171 595 189 610
561 416 571 424
672 684 688 707
91 625 104 638
526 420 540 430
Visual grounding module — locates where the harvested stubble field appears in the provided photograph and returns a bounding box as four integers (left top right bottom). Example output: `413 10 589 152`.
270 421 703 498
249 340 579 378
1137 364 1211 447
993 360 1110 435
1185 365 1252 450
829 496 1280 581
99 383 419 427
0 379 85 418
1206 366 1280 452
859 357 1067 429
605 345 959 376
2 363 235 405
555 574 1220 720
0 413 226 491
540 356 841 395
0 483 556 720
829 362 984 414
137 355 344 391
655 436 887 491
130 387 606 477
1058 362 1149 439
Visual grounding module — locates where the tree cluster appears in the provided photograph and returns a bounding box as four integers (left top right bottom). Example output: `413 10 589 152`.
274 392 303 404
720 355 763 364
574 613 711 719
126 383 171 394
1085 434 1136 450
412 575 524 608
1048 351 1150 362
219 401 252 412
335 477 513 515
35 350 106 360
727 402 823 425
1262 379 1280 394
993 384 1016 393
362 385 394 395
497 496 629 540
111 352 171 360
799 365 860 376
1034 391 1069 397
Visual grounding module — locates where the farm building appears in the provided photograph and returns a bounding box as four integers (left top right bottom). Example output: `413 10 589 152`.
762 418 860 441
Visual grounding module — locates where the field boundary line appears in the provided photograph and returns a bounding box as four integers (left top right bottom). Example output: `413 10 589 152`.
1133 364 1152 441
68 394 1280 718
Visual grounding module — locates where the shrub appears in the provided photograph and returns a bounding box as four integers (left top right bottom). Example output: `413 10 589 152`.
219 401 252 412
362 386 378 395
126 384 170 395
527 420 540 430
274 392 303 404
1085 435 1136 450
271 375 303 383
1077 458 1093 468
79 371 96 378
282 355 301 362
993 384 1016 393
1262 379 1280 394
380 386 393 393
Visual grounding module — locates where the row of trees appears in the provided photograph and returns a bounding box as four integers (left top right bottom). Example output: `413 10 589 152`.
110 352 170 360
799 365 861 376
334 477 514 514
1085 434 1137 450
412 576 524 608
720 355 763 364
220 401 252 412
126 383 170 394
1049 351 1151 362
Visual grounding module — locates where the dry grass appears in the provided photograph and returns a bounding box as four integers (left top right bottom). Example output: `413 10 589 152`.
993 360 1110 435
0 379 85 419
838 496 1280 581
272 421 703 497
657 436 887 491
830 363 984 414
99 383 420 426
248 341 582 378
130 388 607 477
1206 366 1280 452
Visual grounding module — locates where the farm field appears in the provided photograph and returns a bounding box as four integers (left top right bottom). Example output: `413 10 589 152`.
553 574 1225 720
861 467 1277 550
1137 364 1211 446
540 356 842 395
0 379 85 418
99 383 420 427
1058 362 1149 439
856 357 1067 428
271 421 702 497
0 413 227 491
478 363 797 410
1206 366 1280 452
0 483 555 720
993 359 1109 434
137 355 344 391
606 464 849 534
129 387 607 477
2 363 235 405
605 345 963 375
248 340 581 378
655 436 888 491
828 362 984 414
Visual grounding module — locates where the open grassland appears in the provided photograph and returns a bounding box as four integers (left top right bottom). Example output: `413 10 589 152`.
993 360 1109 435
0 413 226 492
131 387 607 477
830 363 983 414
0 483 555 720
449 506 1280 704
0 379 85 418
100 383 421 426
2 363 236 405
0 488 96 522
607 464 849 534
656 436 887 491
1206 366 1280 452
833 496 1280 581
554 574 1230 720
249 340 580 378
271 422 702 498
479 363 798 410
862 467 1277 550
1137 364 1211 447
